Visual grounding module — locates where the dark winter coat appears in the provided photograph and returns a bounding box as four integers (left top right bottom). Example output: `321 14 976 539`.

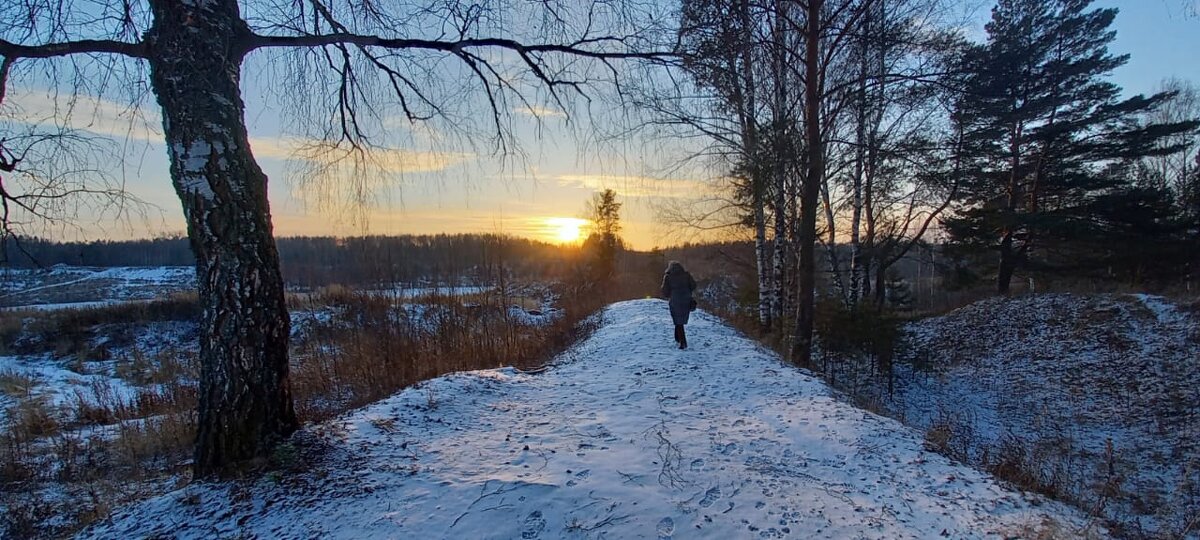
661 262 696 326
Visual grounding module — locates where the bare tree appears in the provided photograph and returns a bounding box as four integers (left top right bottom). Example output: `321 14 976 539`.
669 0 779 330
0 124 146 262
818 0 962 308
1136 78 1200 195
785 0 973 364
1 0 671 476
662 0 957 363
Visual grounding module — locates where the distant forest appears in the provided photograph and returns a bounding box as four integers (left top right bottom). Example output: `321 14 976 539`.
1 235 587 288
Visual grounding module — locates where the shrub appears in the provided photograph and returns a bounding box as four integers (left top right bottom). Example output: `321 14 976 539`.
0 369 36 397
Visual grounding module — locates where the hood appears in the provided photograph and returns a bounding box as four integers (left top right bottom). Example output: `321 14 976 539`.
665 261 685 275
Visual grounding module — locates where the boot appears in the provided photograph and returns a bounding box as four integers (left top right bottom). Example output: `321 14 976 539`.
674 325 684 346
678 325 687 350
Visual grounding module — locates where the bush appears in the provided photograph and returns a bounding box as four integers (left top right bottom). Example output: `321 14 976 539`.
814 300 905 393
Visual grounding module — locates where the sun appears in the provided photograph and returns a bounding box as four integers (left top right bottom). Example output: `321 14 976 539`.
546 217 588 244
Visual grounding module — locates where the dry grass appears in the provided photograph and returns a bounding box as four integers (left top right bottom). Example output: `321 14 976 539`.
0 293 199 359
0 369 36 397
0 321 201 539
290 284 605 423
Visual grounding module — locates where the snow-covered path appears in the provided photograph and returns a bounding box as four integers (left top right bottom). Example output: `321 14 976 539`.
82 300 1100 539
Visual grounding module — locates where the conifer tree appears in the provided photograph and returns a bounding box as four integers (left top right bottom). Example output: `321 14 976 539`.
944 0 1199 293
583 189 625 287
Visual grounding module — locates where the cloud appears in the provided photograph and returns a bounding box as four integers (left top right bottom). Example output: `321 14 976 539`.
254 138 473 174
555 174 713 199
3 90 471 175
1 90 162 142
513 105 567 118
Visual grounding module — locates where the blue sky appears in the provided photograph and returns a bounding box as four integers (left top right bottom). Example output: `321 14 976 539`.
1062 0 1198 96
3 0 1197 250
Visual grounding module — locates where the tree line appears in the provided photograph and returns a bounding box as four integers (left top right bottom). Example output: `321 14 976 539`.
2 234 585 287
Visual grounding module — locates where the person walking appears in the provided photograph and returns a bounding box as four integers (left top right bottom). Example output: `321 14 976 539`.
660 261 697 349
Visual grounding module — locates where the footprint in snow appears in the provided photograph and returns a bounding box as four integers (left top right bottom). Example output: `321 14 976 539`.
699 486 722 508
520 510 546 539
690 458 705 471
656 517 675 539
566 469 591 486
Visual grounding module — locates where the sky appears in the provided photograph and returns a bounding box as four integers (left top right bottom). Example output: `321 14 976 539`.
2 0 1198 251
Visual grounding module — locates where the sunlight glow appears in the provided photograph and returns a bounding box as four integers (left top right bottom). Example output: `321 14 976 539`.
545 217 589 244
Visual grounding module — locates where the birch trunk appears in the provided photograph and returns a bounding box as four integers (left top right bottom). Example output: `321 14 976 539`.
755 201 773 329
848 2 870 309
735 0 772 331
147 0 297 477
770 0 789 323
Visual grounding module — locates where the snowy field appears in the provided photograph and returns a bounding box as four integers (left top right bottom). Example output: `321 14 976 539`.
82 300 1101 539
0 265 509 310
0 266 557 426
0 266 196 309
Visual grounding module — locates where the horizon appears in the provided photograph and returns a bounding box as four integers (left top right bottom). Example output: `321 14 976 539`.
6 229 756 255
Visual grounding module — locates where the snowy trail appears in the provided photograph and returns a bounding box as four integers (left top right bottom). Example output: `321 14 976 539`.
81 300 1100 539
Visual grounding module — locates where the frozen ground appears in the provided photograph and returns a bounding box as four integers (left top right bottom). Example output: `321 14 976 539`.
0 319 198 426
870 293 1199 537
82 300 1101 539
0 266 195 308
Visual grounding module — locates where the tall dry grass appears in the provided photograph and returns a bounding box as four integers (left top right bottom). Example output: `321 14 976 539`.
290 283 605 422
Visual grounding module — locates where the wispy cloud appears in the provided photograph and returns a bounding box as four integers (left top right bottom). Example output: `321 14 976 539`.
250 138 472 174
514 105 567 118
4 90 472 174
2 90 162 142
555 174 712 199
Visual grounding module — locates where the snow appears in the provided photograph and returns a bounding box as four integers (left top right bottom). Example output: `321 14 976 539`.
1130 293 1179 324
1 300 125 312
0 266 194 308
81 300 1100 539
0 354 142 420
372 286 494 299
874 293 1199 536
507 305 562 326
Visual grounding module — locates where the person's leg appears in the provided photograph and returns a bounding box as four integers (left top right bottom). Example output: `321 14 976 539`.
674 324 684 344
679 325 687 350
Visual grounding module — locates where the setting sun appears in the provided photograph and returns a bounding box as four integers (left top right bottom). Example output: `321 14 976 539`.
545 217 589 244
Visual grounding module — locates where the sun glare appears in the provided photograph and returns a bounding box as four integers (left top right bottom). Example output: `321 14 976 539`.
546 217 588 244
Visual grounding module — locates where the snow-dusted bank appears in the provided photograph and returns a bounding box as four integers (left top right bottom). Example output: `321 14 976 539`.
0 266 195 309
884 293 1198 535
81 300 1101 539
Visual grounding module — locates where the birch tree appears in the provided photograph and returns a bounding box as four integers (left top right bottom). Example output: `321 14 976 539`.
676 0 779 330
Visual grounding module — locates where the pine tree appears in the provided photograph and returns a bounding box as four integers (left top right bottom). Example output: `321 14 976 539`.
583 189 625 287
944 0 1199 294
